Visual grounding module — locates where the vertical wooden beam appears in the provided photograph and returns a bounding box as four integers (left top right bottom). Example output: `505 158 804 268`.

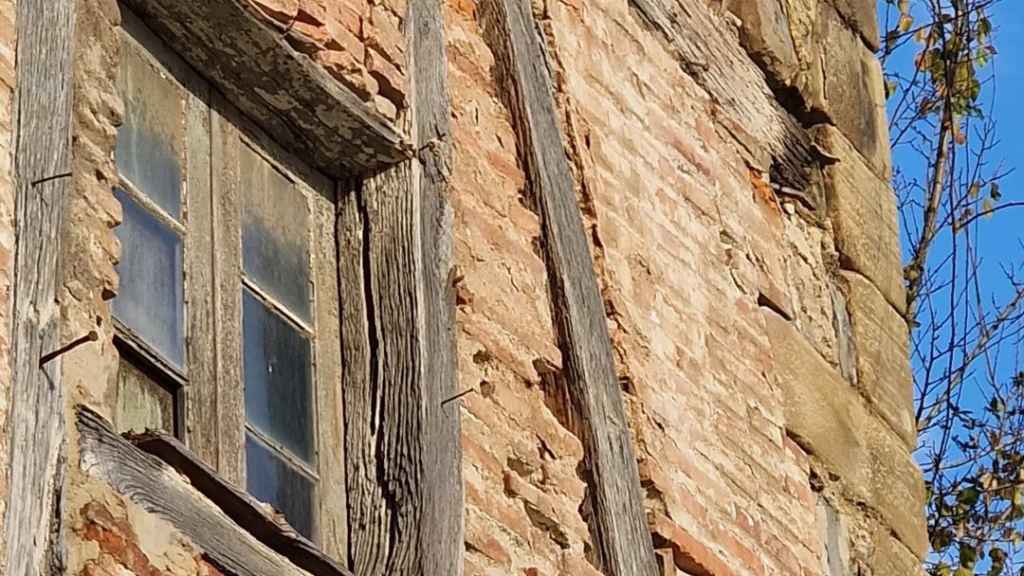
5 1 76 575
312 185 350 562
340 0 460 573
410 0 462 572
347 161 422 576
480 0 660 574
336 182 383 574
210 97 245 485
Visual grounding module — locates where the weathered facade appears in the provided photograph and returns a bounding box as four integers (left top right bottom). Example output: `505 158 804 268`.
0 0 925 574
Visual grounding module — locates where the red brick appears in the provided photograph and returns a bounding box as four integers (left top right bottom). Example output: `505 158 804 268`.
248 0 298 26
365 5 405 65
365 47 407 106
651 514 735 576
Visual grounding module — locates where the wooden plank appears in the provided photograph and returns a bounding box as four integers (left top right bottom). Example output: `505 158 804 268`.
409 0 463 572
210 96 245 484
121 0 409 178
480 0 659 574
345 162 421 576
5 0 76 574
340 1 461 572
76 407 353 576
184 76 218 463
335 182 387 574
626 0 817 188
311 179 348 562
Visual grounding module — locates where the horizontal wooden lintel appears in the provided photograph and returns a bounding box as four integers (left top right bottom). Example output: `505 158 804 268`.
123 0 411 178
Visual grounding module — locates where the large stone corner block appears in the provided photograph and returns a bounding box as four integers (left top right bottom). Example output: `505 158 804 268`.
814 123 906 315
729 0 800 87
809 4 892 180
826 0 880 51
841 271 916 449
763 309 928 557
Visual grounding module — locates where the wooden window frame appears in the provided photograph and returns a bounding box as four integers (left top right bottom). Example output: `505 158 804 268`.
110 8 200 440
113 9 348 550
204 95 348 550
103 0 463 571
9 0 460 571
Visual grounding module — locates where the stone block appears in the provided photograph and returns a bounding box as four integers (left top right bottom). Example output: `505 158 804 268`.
651 513 736 576
807 4 891 179
316 49 377 101
825 0 879 50
841 271 915 449
870 529 928 571
763 309 927 556
728 0 800 87
365 5 405 65
813 123 905 313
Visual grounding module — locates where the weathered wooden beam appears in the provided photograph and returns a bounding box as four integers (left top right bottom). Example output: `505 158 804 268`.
77 407 354 576
5 1 76 574
339 0 461 572
121 0 410 178
335 181 386 574
479 0 659 575
127 427 355 576
628 0 818 189
346 162 423 576
410 0 462 571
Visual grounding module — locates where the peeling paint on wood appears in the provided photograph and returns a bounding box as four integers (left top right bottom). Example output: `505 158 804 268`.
122 0 410 178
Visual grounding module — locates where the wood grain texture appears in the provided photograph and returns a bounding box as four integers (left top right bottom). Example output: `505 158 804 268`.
339 1 461 573
480 0 659 574
627 0 817 188
128 426 355 576
312 180 348 561
210 97 245 485
184 83 218 462
5 1 76 574
76 407 354 576
120 0 410 178
335 183 385 573
345 163 422 576
410 0 462 573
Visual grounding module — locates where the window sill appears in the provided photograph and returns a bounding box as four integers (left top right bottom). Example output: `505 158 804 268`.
77 406 353 576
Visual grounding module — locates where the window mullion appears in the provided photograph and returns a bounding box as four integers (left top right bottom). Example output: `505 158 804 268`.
184 78 218 464
210 94 246 485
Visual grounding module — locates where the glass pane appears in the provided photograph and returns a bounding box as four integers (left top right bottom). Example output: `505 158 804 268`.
112 188 185 369
240 145 311 321
246 433 315 538
243 288 314 462
114 357 174 435
116 39 185 219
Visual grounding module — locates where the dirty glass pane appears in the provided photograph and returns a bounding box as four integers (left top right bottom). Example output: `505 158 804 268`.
116 39 185 220
246 433 315 538
112 188 185 369
114 357 174 435
240 145 311 321
242 288 314 463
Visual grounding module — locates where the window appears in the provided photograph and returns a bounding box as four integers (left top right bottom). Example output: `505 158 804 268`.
111 9 346 546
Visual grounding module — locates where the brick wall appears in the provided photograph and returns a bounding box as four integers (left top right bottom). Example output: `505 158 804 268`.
247 0 410 120
0 0 925 574
448 0 925 573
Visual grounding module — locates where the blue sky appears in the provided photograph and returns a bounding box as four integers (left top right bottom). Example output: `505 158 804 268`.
880 2 1023 565
910 1 1020 293
882 0 1024 373
973 1 1023 287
